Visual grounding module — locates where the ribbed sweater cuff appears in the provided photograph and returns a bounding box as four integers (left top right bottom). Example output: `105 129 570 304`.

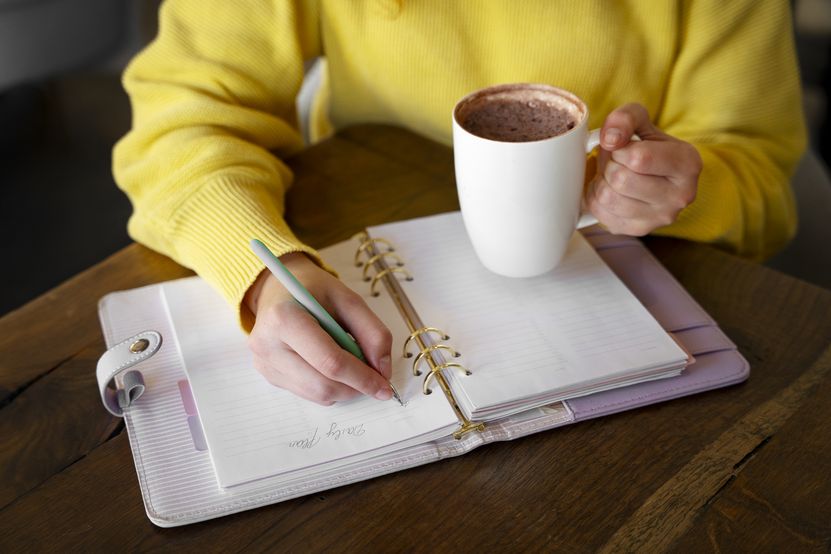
651 147 744 256
168 176 329 330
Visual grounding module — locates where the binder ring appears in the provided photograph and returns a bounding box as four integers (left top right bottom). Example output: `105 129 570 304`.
411 344 460 376
423 363 471 395
403 327 450 358
354 237 395 266
362 252 405 281
370 267 413 296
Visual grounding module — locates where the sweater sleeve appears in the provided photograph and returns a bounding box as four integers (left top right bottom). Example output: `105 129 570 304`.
653 0 807 260
113 0 323 329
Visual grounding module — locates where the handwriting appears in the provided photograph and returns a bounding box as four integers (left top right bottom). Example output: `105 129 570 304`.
287 427 320 449
286 422 367 450
326 422 366 440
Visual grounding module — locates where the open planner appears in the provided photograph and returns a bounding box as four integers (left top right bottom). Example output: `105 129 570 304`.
96 211 749 526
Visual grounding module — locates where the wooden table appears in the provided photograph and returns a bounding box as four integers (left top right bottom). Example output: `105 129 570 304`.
2 125 830 552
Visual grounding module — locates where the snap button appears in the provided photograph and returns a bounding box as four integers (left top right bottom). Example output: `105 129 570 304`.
130 338 150 353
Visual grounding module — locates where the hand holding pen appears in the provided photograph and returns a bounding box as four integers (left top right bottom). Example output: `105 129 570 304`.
245 241 402 406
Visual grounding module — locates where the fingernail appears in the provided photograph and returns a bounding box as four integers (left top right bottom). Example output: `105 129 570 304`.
375 385 393 401
605 128 622 147
379 354 392 378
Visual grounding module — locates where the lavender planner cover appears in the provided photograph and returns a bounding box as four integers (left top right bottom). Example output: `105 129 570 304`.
97 228 748 526
569 228 749 420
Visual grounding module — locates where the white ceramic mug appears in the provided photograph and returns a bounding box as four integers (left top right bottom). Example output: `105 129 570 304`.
453 83 603 278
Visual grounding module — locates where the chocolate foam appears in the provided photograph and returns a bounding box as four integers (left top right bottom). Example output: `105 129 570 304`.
456 85 584 142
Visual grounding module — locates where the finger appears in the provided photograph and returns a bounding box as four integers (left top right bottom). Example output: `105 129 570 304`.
588 178 678 233
253 347 358 406
604 159 681 207
592 177 653 220
610 139 702 179
589 199 657 237
277 303 393 400
600 103 659 150
330 289 394 379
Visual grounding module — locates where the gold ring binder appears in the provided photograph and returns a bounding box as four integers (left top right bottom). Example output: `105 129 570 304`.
369 267 413 296
362 252 405 281
353 231 484 439
422 363 471 395
402 327 450 358
452 421 487 440
354 237 395 266
412 344 460 376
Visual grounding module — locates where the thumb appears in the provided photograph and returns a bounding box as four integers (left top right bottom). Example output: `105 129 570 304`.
600 103 658 150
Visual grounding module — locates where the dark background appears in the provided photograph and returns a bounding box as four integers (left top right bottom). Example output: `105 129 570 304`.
1 0 830 316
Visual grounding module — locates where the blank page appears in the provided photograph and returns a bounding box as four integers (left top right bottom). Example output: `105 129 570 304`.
369 212 687 418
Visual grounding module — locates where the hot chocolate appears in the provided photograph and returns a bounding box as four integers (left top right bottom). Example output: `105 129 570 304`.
455 85 582 142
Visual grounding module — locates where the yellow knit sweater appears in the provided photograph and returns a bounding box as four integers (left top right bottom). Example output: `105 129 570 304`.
114 0 806 325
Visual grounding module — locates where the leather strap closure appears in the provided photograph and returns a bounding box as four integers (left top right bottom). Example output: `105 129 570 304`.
96 330 162 416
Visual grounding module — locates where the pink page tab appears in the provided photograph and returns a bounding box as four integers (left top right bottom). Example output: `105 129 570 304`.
177 379 198 416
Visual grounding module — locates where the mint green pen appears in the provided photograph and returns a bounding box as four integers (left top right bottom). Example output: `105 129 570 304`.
250 239 403 406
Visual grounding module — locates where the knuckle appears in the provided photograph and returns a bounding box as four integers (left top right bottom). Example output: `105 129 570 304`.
621 102 636 116
599 184 617 208
611 166 631 195
366 326 393 351
363 370 382 390
622 220 652 236
310 394 335 406
629 147 651 173
338 290 365 311
248 331 284 358
317 349 347 378
620 103 646 126
677 189 696 209
357 374 382 396
311 382 338 404
687 144 703 175
684 185 698 205
670 181 697 210
623 101 645 114
621 113 636 133
658 211 677 227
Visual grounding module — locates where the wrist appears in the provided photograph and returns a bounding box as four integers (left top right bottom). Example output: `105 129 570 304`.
243 269 270 316
244 252 317 315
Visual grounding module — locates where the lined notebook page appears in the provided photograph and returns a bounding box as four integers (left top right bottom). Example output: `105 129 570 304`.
162 244 457 488
369 212 687 418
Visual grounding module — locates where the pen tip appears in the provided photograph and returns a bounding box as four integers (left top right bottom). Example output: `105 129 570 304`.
390 383 405 407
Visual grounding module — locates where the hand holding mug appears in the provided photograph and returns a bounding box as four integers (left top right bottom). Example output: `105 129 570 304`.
453 83 615 277
586 103 702 236
453 87 703 278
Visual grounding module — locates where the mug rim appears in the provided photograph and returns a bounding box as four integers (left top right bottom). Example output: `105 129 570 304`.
453 83 588 143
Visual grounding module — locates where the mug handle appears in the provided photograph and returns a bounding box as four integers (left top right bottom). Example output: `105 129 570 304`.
577 129 640 229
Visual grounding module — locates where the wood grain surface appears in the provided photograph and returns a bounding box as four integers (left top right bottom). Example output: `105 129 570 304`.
1 125 829 552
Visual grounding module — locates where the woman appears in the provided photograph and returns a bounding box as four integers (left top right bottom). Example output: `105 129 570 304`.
114 0 805 404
